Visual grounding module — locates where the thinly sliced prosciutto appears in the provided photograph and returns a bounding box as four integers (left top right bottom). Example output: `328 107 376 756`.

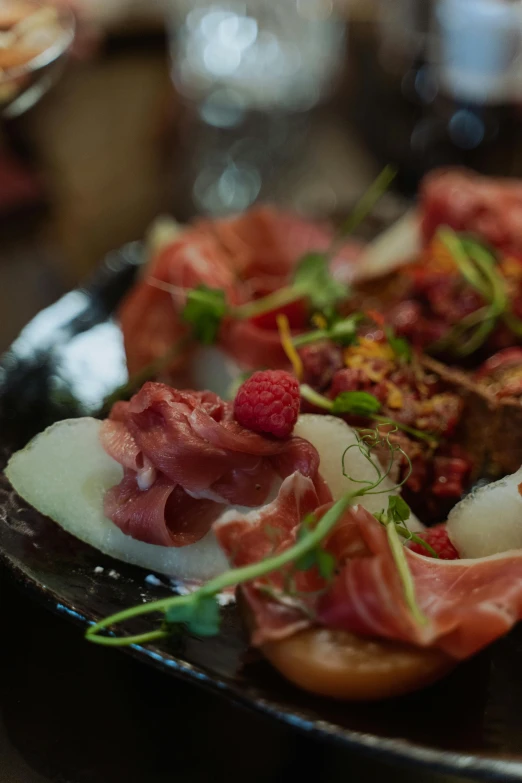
119 207 363 375
100 382 330 547
216 500 522 659
421 167 522 255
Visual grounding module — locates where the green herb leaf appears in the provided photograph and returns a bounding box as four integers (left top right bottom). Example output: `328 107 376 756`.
387 495 411 525
189 596 221 636
385 326 412 362
294 515 336 579
294 550 318 571
293 253 349 315
164 603 195 626
166 595 221 637
182 285 227 345
329 314 364 346
331 391 382 416
316 549 336 579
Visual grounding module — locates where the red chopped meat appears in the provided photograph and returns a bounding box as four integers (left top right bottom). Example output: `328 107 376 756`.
299 341 344 391
431 455 470 499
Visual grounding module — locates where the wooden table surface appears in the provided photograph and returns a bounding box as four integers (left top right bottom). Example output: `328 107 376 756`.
0 33 465 783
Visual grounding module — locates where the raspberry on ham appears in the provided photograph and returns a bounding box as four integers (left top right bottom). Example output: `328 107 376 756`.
234 370 300 439
409 524 459 560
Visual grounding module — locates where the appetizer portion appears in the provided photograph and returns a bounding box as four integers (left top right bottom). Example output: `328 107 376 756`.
9 366 522 701
81 383 522 701
7 373 419 580
13 167 522 703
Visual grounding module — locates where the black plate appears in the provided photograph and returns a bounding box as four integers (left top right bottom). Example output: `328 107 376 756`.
2 244 522 782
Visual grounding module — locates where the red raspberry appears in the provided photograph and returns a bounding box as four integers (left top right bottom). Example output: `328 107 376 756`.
409 524 459 560
234 370 300 439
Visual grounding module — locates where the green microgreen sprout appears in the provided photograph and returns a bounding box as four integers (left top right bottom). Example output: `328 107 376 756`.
430 227 522 357
299 385 438 446
385 325 412 362
85 425 426 647
291 313 365 349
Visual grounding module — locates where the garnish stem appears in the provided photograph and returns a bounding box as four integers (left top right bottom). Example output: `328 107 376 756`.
86 492 361 645
434 229 517 356
386 521 427 626
89 629 171 647
395 526 438 558
231 286 304 321
292 329 330 348
373 415 437 446
300 384 333 410
332 165 397 249
438 228 490 298
291 314 365 349
299 385 437 445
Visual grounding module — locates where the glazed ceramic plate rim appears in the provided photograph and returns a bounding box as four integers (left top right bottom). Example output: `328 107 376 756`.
1 238 522 782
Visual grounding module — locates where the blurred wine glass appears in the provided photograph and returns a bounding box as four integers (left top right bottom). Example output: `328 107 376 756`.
0 0 75 119
168 0 345 215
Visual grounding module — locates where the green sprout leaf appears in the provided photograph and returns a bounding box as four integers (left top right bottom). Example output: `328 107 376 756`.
329 315 363 346
387 495 411 525
292 313 364 349
166 595 221 637
385 326 412 362
182 285 227 345
331 391 382 417
294 516 337 578
432 229 513 357
316 549 336 580
293 253 349 315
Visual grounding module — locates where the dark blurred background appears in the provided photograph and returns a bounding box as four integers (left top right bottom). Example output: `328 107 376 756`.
1 1 520 780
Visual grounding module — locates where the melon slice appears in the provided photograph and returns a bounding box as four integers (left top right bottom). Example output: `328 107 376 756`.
5 413 421 581
294 414 423 529
5 418 229 580
448 467 522 558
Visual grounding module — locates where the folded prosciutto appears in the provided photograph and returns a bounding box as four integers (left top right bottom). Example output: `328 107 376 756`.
100 382 330 547
216 500 522 661
119 207 363 376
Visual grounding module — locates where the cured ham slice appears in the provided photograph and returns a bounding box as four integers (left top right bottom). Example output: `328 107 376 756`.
100 383 329 547
216 472 329 642
421 167 522 255
120 229 238 374
218 500 522 660
119 207 363 376
319 507 522 659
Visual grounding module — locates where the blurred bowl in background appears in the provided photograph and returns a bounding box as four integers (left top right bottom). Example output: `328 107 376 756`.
0 0 75 118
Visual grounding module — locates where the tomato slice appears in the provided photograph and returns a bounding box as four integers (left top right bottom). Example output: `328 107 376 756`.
262 628 455 701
